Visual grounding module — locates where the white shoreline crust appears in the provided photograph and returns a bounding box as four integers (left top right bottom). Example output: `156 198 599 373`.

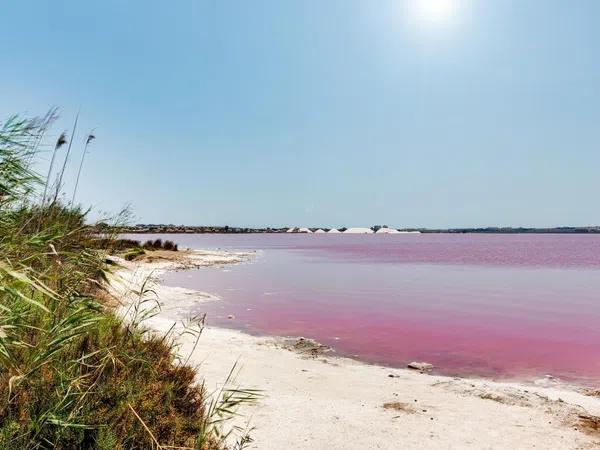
110 249 600 450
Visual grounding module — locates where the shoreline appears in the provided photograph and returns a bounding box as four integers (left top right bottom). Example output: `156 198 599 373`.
118 226 600 234
110 249 600 449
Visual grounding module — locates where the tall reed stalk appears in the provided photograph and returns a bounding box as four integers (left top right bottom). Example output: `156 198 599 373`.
52 112 79 205
71 131 95 205
41 131 66 206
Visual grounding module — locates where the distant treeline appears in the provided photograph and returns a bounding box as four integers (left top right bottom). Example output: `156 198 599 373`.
432 227 600 234
100 224 600 234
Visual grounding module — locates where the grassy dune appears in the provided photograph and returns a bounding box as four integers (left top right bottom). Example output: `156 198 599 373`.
0 115 247 449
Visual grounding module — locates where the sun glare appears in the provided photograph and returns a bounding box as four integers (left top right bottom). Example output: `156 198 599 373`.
411 0 458 26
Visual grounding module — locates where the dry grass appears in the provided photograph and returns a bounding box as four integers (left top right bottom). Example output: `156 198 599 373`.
382 402 417 414
577 414 600 435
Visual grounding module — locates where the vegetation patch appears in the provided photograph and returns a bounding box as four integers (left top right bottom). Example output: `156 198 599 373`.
123 247 146 261
0 114 254 449
143 239 179 251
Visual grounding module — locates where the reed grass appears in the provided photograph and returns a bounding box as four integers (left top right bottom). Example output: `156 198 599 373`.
0 113 255 449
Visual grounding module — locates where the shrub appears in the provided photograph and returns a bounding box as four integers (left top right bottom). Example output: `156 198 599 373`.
141 239 179 251
94 238 141 251
163 240 176 250
142 239 155 250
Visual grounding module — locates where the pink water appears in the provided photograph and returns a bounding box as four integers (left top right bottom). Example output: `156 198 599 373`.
136 233 600 385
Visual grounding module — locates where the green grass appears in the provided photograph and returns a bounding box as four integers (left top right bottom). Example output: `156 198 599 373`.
0 113 256 449
123 247 146 261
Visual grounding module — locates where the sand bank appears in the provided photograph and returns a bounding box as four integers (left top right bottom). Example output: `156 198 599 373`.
110 249 600 450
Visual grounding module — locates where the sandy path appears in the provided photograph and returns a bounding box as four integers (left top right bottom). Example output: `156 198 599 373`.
110 250 600 450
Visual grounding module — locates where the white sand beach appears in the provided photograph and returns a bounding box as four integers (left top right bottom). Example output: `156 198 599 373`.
110 250 600 450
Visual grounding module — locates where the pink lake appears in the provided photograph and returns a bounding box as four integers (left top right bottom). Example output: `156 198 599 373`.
132 233 600 385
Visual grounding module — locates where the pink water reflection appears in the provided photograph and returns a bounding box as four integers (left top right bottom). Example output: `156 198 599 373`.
146 234 600 384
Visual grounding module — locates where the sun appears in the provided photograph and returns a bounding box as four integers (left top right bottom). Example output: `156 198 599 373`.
411 0 458 25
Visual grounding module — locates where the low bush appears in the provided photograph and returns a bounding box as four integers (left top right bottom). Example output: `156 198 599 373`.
142 239 179 251
95 238 142 251
163 240 177 251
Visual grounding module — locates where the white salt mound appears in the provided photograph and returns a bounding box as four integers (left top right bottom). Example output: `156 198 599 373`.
343 227 374 234
375 228 400 234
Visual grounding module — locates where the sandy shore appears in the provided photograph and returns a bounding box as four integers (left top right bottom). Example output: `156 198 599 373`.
110 249 600 450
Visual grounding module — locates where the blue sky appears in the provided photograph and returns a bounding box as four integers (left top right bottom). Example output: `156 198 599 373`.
1 0 598 228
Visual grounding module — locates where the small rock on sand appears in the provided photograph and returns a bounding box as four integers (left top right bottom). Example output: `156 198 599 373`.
407 362 434 372
283 337 332 357
534 374 560 387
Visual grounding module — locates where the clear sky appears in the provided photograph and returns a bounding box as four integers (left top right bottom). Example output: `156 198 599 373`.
1 1 598 228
